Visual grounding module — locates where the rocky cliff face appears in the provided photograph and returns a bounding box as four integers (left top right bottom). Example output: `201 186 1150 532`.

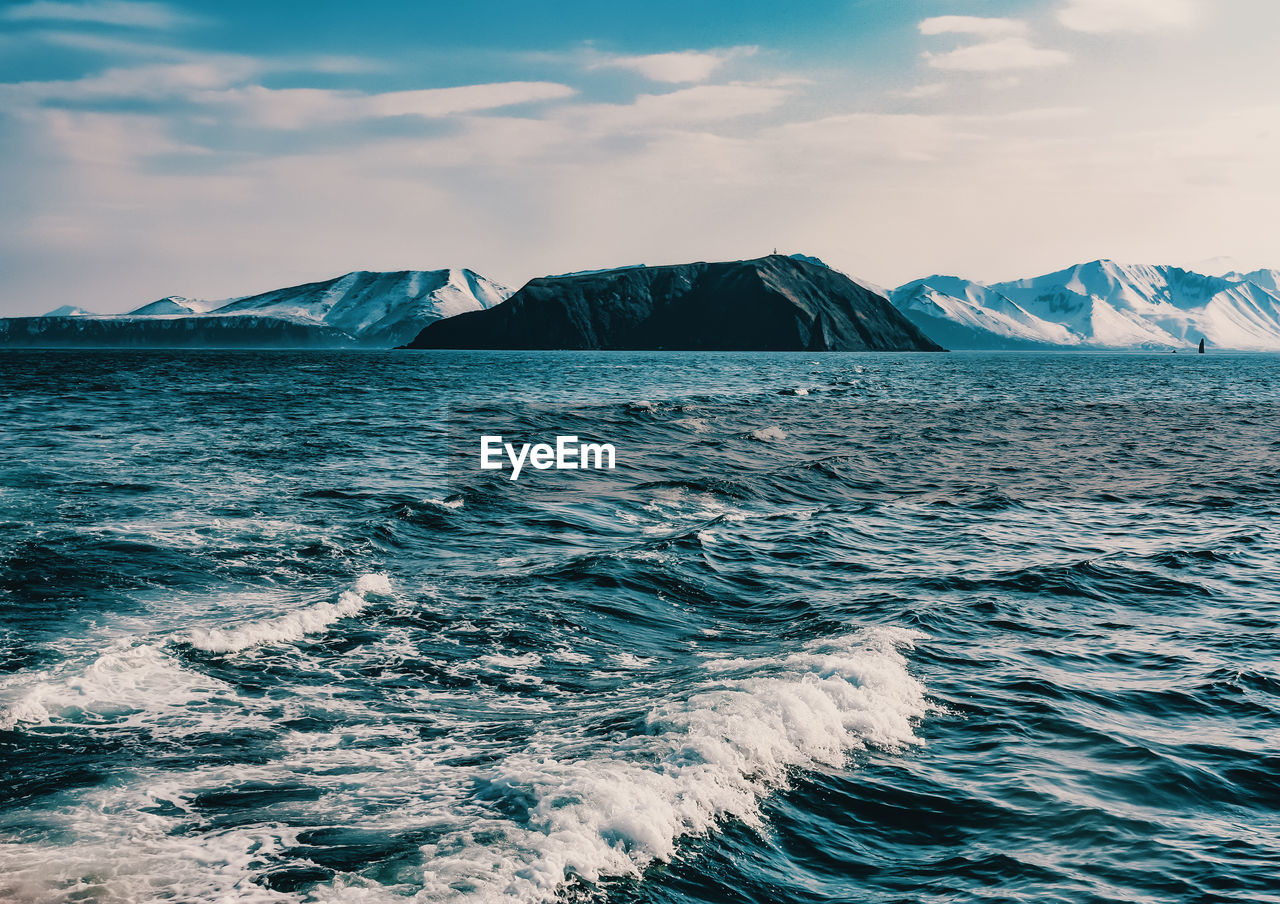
405 255 943 351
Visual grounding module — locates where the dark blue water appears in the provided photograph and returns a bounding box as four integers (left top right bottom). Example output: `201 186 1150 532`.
1 350 1278 903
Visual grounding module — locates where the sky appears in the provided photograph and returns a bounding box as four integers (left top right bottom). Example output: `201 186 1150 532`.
1 0 1278 315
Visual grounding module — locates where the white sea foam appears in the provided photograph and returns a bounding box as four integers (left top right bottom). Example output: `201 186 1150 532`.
425 496 465 510
385 627 927 904
641 486 742 531
673 416 711 432
614 651 656 668
750 425 788 442
550 647 593 665
0 789 299 904
1 611 924 904
479 652 544 670
0 642 250 734
186 573 392 653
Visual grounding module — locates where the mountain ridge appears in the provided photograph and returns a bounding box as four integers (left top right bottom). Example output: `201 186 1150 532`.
405 254 942 352
8 255 1280 351
891 259 1280 350
2 268 508 348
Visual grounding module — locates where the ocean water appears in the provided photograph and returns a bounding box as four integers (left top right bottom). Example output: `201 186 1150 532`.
1 349 1278 904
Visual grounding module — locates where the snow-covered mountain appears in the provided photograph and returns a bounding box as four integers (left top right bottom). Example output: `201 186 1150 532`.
126 296 217 317
43 305 97 317
210 269 509 346
892 260 1280 350
1237 268 1280 295
893 276 1076 349
4 269 510 348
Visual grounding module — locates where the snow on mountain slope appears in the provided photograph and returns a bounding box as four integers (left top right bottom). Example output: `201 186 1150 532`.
8 268 509 348
209 269 509 346
1199 281 1280 350
1005 261 1227 312
893 278 1076 348
893 260 1280 350
126 296 218 317
1239 269 1280 295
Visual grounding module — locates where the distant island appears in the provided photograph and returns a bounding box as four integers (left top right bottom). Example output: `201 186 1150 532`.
404 255 942 352
0 269 507 349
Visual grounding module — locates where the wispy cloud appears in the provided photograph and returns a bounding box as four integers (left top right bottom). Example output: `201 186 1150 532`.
565 81 794 133
1057 0 1199 33
1 1 201 29
918 16 1028 37
3 60 257 103
588 47 755 84
898 82 948 99
924 37 1071 72
26 108 201 166
211 82 577 129
1 63 576 127
24 29 385 80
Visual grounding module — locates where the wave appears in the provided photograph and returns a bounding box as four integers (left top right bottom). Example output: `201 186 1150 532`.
912 559 1214 602
185 574 393 654
0 788 298 904
0 642 247 734
634 478 752 501
333 627 927 904
1 626 927 904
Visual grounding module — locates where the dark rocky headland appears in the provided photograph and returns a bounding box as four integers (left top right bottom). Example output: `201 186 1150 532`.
405 255 944 351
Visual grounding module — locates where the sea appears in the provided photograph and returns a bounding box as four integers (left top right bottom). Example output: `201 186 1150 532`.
0 349 1277 904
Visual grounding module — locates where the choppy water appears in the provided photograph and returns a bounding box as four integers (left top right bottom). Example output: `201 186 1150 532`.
1 349 1278 903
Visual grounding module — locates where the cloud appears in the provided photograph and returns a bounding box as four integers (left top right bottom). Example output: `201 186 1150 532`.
899 82 948 99
2 60 257 103
22 29 385 79
924 37 1071 72
592 81 792 127
20 28 200 59
9 85 1280 314
204 81 576 129
1057 0 1199 33
5 0 1278 315
918 16 1028 37
366 82 575 118
0 52 572 126
1 1 200 29
643 79 791 116
590 48 753 83
23 107 200 166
